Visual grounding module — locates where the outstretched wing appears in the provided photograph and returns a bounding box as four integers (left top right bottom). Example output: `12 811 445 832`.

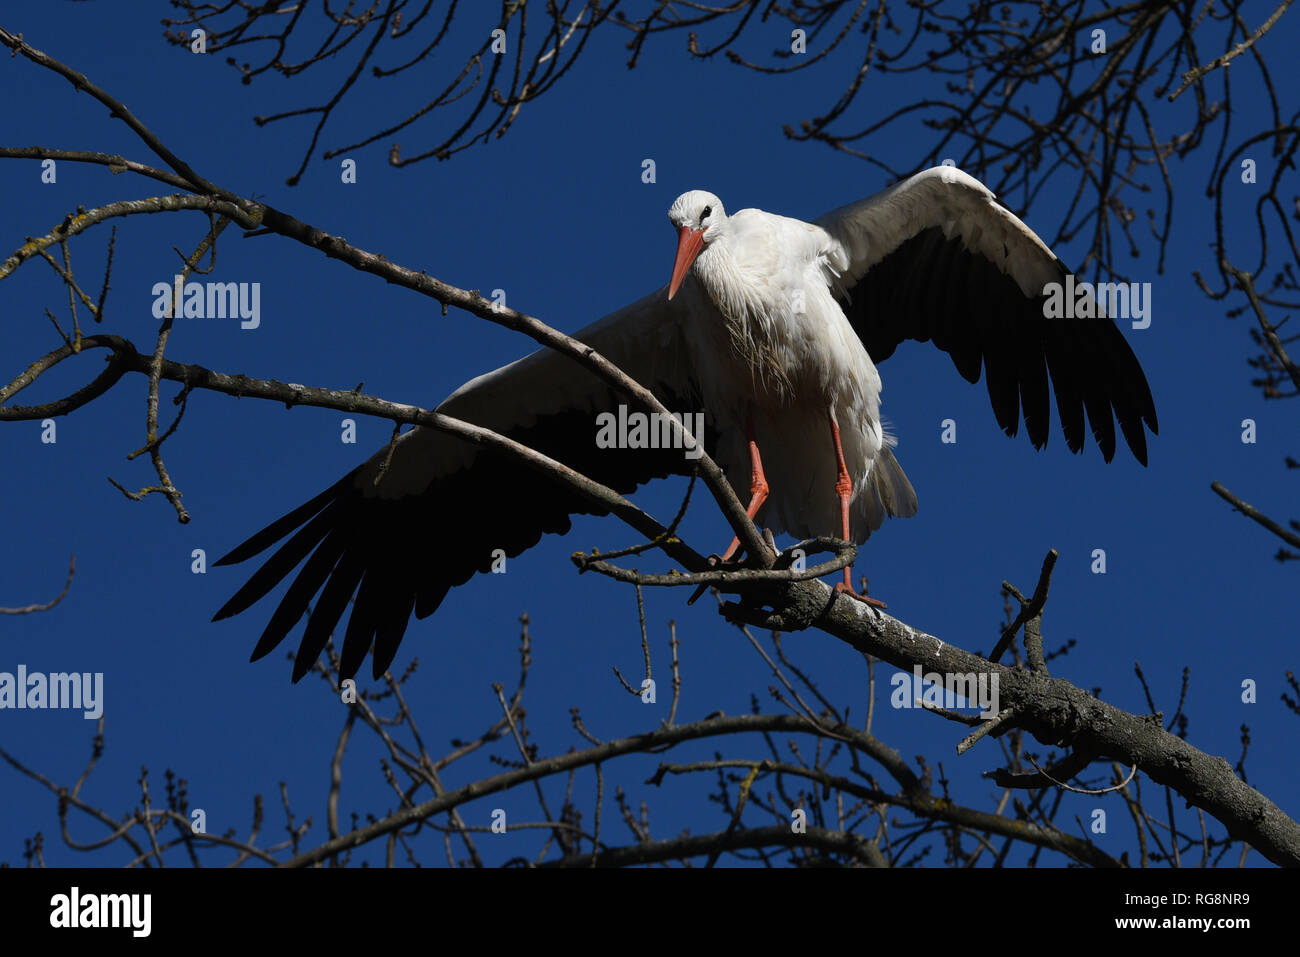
213 290 702 682
817 167 1158 464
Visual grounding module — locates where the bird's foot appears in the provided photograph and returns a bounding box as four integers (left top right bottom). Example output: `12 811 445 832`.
834 581 887 609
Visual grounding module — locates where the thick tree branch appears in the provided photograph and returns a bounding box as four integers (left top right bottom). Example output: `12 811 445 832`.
720 578 1300 867
0 333 711 574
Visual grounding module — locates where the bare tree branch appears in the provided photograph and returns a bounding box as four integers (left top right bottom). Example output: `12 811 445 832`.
0 555 75 615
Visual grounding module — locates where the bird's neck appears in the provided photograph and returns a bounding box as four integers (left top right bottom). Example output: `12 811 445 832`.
691 239 798 401
694 237 758 322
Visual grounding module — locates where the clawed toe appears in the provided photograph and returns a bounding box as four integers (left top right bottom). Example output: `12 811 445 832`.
833 581 887 609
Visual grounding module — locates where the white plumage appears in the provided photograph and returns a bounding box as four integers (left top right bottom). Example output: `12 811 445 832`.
665 188 912 546
216 167 1157 680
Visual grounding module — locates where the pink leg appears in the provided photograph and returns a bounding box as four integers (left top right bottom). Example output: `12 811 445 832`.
719 417 769 563
828 410 886 608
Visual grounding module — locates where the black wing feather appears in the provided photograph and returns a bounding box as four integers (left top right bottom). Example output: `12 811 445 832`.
841 225 1155 461
216 379 707 683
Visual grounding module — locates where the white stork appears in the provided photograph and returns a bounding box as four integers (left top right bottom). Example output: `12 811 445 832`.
214 167 1157 682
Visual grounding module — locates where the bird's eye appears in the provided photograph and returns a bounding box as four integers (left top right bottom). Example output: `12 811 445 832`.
701 205 712 223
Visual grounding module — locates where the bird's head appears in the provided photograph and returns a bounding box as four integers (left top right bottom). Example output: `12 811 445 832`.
667 190 726 300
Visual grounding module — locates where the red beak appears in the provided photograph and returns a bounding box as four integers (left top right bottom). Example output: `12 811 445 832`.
668 226 705 300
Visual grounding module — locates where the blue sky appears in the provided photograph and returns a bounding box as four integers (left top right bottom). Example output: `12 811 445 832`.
1 5 1295 867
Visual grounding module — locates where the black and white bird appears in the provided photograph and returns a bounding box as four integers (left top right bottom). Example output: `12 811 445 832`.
214 167 1157 681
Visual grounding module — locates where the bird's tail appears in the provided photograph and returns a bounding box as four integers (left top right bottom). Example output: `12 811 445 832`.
862 445 918 532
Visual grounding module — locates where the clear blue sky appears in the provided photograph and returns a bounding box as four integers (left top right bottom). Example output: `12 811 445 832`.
1 5 1295 866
